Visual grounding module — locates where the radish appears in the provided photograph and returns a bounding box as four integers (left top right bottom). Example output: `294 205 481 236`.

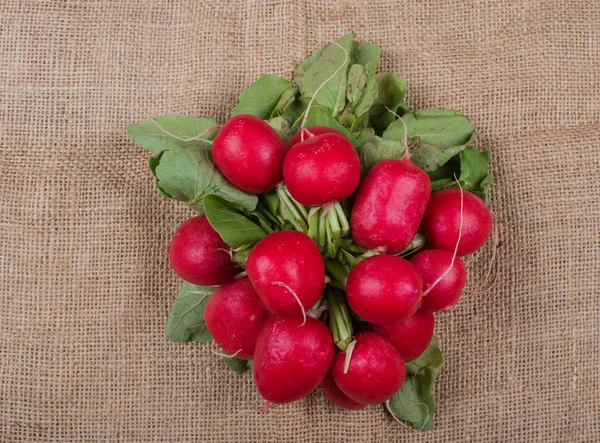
287 126 343 148
253 315 334 404
204 278 270 360
346 254 423 325
411 249 467 312
421 189 493 256
370 310 435 362
212 114 288 194
246 230 325 319
332 332 405 405
351 158 431 254
168 215 235 286
320 372 367 410
283 131 361 207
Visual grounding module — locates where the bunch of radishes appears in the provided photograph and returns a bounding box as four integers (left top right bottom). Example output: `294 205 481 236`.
166 113 493 410
129 34 495 427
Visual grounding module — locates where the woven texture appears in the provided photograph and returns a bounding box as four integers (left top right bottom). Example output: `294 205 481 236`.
1 1 599 441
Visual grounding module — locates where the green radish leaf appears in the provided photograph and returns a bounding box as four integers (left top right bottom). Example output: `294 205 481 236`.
411 141 470 172
381 110 477 171
426 147 494 202
128 115 258 213
386 337 443 430
294 33 354 117
204 195 267 249
282 95 309 126
268 116 293 141
291 105 354 140
458 146 495 203
369 72 407 134
224 357 249 374
352 41 381 74
271 87 299 118
355 135 405 172
261 191 280 216
394 108 476 147
346 64 367 105
341 65 378 131
231 74 294 119
164 282 215 343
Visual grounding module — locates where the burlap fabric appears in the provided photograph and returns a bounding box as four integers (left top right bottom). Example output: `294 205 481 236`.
1 1 598 441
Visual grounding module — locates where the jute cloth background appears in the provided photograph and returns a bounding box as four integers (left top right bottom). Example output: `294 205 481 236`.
1 0 598 441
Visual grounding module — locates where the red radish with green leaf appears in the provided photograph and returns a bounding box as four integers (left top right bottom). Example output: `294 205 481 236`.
212 114 288 194
204 278 270 360
168 215 235 286
253 315 334 404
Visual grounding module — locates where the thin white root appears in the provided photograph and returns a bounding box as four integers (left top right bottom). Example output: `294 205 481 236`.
423 177 464 297
384 400 418 430
256 402 274 413
384 399 431 430
343 340 357 374
271 281 307 325
150 118 221 142
463 212 499 295
300 41 349 141
385 106 410 160
210 341 242 359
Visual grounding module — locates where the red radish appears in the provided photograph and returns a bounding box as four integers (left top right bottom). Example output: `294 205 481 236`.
287 126 343 148
332 332 405 405
370 310 435 362
346 255 423 325
351 158 431 253
212 114 288 194
411 249 467 312
320 372 367 410
421 189 493 256
204 278 270 360
246 230 325 318
283 132 361 206
253 315 334 404
168 215 235 286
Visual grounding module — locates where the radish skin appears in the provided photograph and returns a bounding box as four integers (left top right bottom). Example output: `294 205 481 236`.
204 278 270 360
212 114 288 194
320 372 367 410
370 310 435 362
412 249 467 312
168 216 235 286
351 158 431 254
346 255 423 325
332 332 405 405
253 315 334 404
247 231 325 317
421 189 493 256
